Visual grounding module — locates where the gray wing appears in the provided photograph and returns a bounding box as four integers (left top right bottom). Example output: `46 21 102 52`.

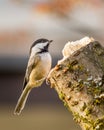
23 55 41 90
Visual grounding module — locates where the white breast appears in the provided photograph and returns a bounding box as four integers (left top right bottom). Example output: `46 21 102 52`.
40 52 52 74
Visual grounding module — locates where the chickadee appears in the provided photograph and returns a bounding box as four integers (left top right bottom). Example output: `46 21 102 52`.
14 38 53 115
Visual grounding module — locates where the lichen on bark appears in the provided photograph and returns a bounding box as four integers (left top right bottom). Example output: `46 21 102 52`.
47 37 104 130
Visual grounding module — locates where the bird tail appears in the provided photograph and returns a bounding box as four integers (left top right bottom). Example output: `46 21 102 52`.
14 86 31 115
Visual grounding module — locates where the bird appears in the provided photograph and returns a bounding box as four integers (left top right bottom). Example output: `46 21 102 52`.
14 38 53 115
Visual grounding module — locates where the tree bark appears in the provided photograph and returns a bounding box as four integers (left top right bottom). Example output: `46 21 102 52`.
47 37 104 130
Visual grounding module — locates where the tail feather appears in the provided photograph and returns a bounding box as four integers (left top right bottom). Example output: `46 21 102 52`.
14 86 31 115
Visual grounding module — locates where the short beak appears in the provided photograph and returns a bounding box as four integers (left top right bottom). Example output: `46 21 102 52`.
49 40 53 44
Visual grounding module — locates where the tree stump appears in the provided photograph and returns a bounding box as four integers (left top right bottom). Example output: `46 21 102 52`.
47 37 104 130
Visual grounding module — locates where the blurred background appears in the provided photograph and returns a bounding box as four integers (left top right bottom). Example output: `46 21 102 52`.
0 0 104 130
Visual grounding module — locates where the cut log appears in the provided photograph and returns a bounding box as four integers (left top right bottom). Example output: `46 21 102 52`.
47 37 104 130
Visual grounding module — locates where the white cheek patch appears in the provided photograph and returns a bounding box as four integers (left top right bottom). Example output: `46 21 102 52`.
30 42 49 58
36 42 48 49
